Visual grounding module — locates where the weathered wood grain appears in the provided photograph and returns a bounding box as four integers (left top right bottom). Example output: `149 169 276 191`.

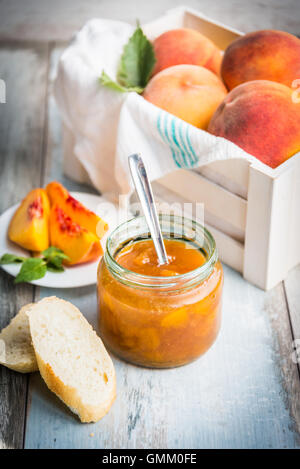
284 265 300 369
0 0 299 41
24 43 100 448
42 43 98 194
264 282 300 444
25 265 300 449
0 42 48 448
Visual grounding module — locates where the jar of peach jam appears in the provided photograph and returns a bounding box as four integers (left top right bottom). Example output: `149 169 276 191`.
97 214 223 368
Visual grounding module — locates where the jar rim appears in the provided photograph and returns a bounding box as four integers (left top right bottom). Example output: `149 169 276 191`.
104 214 218 289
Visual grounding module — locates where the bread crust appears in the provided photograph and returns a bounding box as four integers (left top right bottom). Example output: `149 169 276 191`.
35 352 116 423
28 296 116 423
0 303 38 373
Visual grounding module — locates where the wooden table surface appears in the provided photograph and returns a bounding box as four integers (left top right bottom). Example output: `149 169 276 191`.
0 0 300 449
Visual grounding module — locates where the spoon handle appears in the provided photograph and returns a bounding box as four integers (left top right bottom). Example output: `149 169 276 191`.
128 154 169 266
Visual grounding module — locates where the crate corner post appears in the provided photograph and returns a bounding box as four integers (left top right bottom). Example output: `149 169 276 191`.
243 160 299 290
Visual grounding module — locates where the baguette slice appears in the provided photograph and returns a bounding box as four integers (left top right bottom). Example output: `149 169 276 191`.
27 296 116 423
0 303 38 373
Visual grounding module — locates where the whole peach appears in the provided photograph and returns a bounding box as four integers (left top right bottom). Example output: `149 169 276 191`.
152 28 222 76
221 30 300 90
208 80 300 168
143 64 227 129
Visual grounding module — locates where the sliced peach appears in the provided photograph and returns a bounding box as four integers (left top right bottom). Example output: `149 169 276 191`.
46 181 108 239
8 189 50 252
49 205 103 265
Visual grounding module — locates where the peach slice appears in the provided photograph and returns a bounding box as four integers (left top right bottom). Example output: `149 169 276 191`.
8 189 50 252
46 181 108 239
49 205 103 265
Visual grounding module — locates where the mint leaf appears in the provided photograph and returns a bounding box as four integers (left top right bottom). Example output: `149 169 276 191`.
100 25 156 94
47 263 65 273
0 247 70 283
42 247 62 258
14 258 47 284
0 253 26 264
99 71 143 94
48 256 63 268
118 26 156 88
47 256 66 271
42 246 69 272
42 247 69 261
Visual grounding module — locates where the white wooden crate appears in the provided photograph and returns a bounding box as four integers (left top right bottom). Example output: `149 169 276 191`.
63 6 300 291
145 6 300 291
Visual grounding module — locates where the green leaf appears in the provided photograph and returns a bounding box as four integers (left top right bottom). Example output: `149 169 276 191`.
14 258 47 284
0 253 26 264
99 71 143 94
42 247 69 260
117 26 156 89
42 246 69 269
42 246 69 272
46 263 65 273
47 256 64 269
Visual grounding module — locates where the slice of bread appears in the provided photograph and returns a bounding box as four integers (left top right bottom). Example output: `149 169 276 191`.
0 303 38 373
27 296 116 423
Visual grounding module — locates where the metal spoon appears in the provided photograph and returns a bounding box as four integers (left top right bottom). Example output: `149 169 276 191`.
128 154 169 266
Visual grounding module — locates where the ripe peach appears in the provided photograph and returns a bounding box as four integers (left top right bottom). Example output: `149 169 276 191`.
221 30 300 90
49 205 103 265
208 80 300 168
143 64 227 129
46 181 108 239
8 189 50 251
152 28 222 76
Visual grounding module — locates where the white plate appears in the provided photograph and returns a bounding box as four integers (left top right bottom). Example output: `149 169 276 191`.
0 192 129 288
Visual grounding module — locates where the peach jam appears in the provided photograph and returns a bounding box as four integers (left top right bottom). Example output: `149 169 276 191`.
97 215 223 368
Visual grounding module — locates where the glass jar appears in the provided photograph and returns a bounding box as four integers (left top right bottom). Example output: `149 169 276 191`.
97 214 223 368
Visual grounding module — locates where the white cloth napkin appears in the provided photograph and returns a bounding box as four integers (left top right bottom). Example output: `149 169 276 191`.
54 18 254 201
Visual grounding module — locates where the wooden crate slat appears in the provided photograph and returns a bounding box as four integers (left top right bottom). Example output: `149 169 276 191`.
196 159 249 200
152 180 245 272
158 169 247 234
206 223 244 273
244 160 300 290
